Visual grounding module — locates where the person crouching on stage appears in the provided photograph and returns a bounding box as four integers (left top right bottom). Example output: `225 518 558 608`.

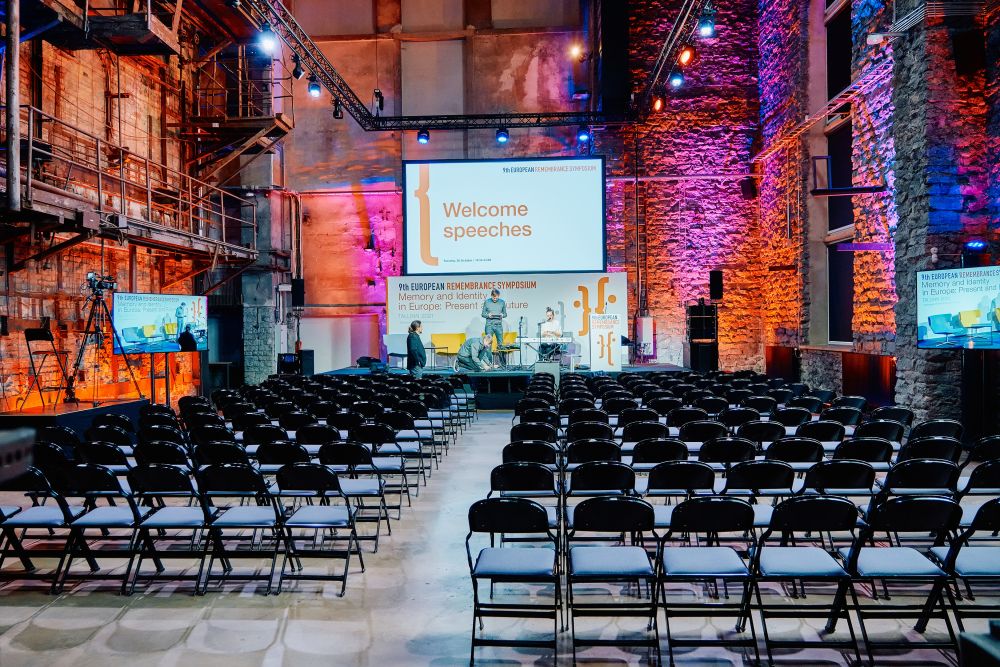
457 333 496 372
538 306 562 361
406 320 426 378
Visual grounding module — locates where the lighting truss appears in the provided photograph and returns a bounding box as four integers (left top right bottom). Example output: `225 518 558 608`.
637 0 715 114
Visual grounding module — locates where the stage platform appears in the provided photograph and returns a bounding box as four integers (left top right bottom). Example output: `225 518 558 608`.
0 399 148 436
324 363 687 409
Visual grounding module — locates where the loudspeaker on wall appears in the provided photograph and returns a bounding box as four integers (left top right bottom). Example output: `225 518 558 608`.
739 177 758 200
291 278 305 308
709 270 723 301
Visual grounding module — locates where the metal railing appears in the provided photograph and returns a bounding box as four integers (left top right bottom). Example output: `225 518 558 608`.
0 105 257 253
194 53 294 121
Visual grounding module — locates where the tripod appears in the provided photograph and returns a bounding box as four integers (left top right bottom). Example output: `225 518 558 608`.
65 290 145 406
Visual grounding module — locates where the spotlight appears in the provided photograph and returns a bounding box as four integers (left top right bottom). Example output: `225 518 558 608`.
965 240 988 252
651 92 665 113
576 126 591 143
569 44 584 60
292 55 304 80
417 128 430 144
332 99 343 119
258 23 278 54
307 75 321 98
677 44 697 67
226 0 240 8
697 5 716 38
374 88 384 112
668 71 685 88
962 239 991 267
495 128 509 144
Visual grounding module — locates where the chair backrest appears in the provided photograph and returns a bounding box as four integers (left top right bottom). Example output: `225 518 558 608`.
489 462 557 494
127 463 198 498
882 458 959 493
256 441 311 465
244 423 290 446
327 410 365 432
621 420 669 443
820 406 862 426
770 406 813 427
669 496 754 534
502 440 560 465
602 397 639 416
736 420 786 445
718 406 761 429
198 462 269 499
766 388 793 405
647 396 683 415
275 462 343 495
831 395 866 411
961 459 1000 495
742 395 777 415
865 495 962 535
766 494 860 533
967 497 1000 532
909 418 964 442
567 407 610 425
194 441 251 466
795 420 846 443
349 423 397 446
833 436 894 462
278 410 318 431
764 436 824 463
467 497 551 534
293 423 340 446
133 440 190 468
678 420 728 443
510 421 558 444
565 438 622 464
695 396 730 415
801 459 876 493
967 434 1000 463
570 496 655 533
140 424 187 447
190 424 237 446
897 436 962 463
870 405 915 427
317 441 374 467
631 437 688 464
38 425 81 448
618 406 660 429
788 396 823 413
697 437 757 464
567 461 635 494
85 424 133 447
79 441 129 466
853 419 905 442
92 412 135 433
723 460 794 494
520 408 560 429
646 460 716 494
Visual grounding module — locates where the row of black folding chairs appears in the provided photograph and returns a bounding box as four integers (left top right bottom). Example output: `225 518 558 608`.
466 492 1000 665
0 462 370 596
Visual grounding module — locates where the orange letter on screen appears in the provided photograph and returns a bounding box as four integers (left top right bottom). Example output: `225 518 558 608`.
415 165 439 267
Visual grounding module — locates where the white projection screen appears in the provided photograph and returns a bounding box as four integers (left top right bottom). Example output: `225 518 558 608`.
402 157 606 275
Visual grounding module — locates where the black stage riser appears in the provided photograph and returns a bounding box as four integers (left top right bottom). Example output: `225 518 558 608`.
0 400 148 437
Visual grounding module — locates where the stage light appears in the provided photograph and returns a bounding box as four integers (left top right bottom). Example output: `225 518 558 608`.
417 128 430 144
576 126 591 143
495 128 509 144
651 92 665 112
965 239 988 252
569 44 584 60
697 4 716 38
226 0 240 8
307 75 321 98
668 71 685 88
332 99 343 119
677 44 697 66
292 55 304 79
258 23 278 54
373 88 385 112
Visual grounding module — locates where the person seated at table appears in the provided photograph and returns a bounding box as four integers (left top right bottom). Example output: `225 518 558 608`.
538 307 562 361
456 333 496 372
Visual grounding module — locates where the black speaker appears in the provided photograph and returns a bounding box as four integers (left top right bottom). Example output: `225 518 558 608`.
291 278 305 308
299 349 314 377
739 177 758 200
689 342 719 372
709 270 723 301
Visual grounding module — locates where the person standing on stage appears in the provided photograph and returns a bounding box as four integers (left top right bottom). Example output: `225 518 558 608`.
456 333 496 372
406 320 427 378
481 288 507 365
538 307 562 361
175 301 187 334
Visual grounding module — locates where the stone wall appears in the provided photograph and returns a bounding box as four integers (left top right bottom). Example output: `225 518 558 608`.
800 348 843 391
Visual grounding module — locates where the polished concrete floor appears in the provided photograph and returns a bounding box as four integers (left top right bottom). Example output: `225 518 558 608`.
0 412 986 665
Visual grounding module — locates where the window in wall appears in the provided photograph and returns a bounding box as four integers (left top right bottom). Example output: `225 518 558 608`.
827 120 854 231
828 243 855 343
826 6 852 98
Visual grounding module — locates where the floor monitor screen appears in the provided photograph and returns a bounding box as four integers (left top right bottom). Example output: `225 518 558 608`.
402 157 606 275
916 266 1000 349
112 292 208 354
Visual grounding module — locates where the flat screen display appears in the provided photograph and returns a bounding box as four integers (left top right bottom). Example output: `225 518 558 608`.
916 266 1000 349
112 292 208 354
402 157 606 275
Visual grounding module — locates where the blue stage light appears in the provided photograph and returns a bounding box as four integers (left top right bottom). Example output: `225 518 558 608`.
965 240 988 251
576 126 591 143
697 4 716 38
307 75 321 98
417 128 430 144
496 128 509 144
258 24 278 54
669 71 685 88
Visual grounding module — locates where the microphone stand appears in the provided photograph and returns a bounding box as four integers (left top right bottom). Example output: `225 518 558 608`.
518 317 524 369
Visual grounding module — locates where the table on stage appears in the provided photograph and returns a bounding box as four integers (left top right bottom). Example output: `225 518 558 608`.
516 336 574 366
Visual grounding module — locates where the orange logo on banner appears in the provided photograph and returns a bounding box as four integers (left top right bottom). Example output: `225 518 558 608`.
596 331 615 368
415 164 439 266
573 277 617 337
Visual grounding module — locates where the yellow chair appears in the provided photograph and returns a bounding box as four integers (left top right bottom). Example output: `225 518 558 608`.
142 324 158 339
958 309 982 327
494 331 520 367
430 333 466 367
163 322 178 336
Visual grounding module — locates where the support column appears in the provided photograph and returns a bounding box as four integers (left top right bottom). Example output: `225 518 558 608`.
5 0 21 211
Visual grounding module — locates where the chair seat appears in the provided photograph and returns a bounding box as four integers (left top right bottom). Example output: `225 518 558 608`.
929 546 1000 577
72 506 146 528
2 504 85 527
571 546 654 577
339 478 384 496
758 546 848 578
211 506 278 527
474 547 556 577
141 506 206 528
662 546 749 577
839 546 945 577
285 505 352 528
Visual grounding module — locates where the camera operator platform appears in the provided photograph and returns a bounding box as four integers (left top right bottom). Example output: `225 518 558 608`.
64 272 146 406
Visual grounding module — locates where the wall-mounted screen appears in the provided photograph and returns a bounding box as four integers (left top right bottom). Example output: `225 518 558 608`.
916 266 1000 349
112 292 208 354
402 157 606 275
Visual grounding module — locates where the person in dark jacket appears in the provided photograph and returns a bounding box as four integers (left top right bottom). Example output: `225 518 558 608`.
177 324 198 352
406 320 427 378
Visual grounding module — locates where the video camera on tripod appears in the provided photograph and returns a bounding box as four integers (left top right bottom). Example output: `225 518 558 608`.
85 271 117 295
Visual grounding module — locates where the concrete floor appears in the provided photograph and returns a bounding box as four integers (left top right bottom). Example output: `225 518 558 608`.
0 412 982 666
